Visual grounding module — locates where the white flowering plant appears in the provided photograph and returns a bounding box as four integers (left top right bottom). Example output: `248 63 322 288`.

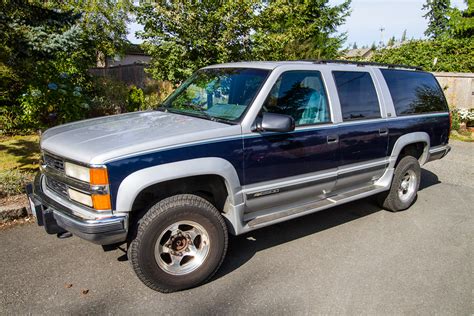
458 109 474 123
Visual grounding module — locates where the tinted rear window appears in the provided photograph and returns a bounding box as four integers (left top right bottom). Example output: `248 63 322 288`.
333 71 381 121
381 69 448 115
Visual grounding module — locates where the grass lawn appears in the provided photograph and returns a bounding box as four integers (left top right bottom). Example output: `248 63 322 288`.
450 130 474 142
0 135 40 172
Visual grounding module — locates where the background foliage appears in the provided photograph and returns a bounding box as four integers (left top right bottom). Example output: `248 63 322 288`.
371 0 473 72
0 0 133 133
1 0 473 135
136 0 351 84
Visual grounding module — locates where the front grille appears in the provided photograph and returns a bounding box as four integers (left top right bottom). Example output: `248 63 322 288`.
46 176 68 198
44 154 64 172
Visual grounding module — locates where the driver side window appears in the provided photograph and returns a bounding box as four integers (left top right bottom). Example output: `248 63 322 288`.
262 71 331 126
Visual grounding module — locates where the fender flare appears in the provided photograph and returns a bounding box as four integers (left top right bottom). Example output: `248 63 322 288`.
115 157 242 213
389 132 430 167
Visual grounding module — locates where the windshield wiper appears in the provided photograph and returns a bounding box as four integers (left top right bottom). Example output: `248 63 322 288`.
180 103 218 122
160 103 233 124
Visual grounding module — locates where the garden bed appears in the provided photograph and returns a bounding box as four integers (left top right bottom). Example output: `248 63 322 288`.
0 135 39 223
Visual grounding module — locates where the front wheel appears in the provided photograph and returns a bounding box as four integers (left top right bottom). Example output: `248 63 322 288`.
378 156 421 212
129 194 228 292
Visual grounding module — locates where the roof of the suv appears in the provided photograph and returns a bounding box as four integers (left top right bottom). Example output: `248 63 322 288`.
203 60 422 71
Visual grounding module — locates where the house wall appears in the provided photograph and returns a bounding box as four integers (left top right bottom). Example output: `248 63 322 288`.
107 54 151 67
433 72 474 109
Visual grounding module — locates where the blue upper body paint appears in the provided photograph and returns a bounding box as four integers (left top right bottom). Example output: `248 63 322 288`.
106 113 449 209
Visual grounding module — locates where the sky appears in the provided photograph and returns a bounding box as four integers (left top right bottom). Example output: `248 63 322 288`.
126 0 467 47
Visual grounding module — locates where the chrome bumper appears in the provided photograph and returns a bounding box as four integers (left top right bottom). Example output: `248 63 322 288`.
26 174 127 245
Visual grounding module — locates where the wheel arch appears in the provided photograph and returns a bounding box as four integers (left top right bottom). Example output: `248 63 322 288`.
389 132 430 168
115 157 243 214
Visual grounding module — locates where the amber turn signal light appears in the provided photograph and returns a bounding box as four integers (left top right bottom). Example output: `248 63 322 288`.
92 194 111 210
90 168 109 185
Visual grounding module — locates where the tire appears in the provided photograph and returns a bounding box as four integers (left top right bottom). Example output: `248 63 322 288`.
377 156 421 212
129 194 228 293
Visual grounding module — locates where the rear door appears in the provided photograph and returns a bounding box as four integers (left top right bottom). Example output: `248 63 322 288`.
331 69 389 190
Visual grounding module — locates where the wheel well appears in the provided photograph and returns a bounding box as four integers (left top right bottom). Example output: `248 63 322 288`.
396 142 426 165
130 175 229 218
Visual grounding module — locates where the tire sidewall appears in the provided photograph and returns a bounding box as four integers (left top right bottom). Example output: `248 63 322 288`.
391 156 421 210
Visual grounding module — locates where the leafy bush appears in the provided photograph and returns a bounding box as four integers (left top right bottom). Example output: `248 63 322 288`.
88 77 128 117
18 73 90 130
371 38 474 72
127 86 145 112
0 170 33 198
450 108 461 131
142 80 175 110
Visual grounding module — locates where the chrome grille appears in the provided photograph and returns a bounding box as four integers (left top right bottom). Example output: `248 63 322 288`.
44 154 64 172
45 176 68 198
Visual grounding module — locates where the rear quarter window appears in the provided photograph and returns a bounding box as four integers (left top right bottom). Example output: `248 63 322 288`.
381 69 448 116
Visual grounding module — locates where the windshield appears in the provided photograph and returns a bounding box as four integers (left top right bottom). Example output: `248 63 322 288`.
162 68 269 123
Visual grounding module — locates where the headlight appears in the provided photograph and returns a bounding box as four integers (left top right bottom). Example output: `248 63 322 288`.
64 162 90 182
64 162 111 210
67 188 93 208
64 162 109 185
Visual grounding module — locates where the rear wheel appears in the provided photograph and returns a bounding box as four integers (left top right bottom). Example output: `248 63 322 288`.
378 156 421 212
129 194 228 292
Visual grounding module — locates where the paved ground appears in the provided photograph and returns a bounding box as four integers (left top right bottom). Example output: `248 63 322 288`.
1 141 472 315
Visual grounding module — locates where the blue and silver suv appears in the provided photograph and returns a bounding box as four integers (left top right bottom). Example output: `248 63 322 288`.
27 60 451 292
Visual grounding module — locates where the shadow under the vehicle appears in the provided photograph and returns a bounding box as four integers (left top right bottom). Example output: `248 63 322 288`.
214 196 382 281
419 168 440 191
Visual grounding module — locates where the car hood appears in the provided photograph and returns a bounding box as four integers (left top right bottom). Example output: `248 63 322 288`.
41 111 240 164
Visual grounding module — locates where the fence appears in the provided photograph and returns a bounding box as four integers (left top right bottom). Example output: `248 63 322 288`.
433 72 474 109
89 64 151 89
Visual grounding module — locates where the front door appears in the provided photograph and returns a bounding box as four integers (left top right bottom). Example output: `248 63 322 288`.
242 70 340 213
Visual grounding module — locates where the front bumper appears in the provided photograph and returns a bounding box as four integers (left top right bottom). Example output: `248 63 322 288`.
26 174 127 245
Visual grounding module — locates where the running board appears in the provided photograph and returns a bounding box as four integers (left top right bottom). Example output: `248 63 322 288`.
246 184 384 229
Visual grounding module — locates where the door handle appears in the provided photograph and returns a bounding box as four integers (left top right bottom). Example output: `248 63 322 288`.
327 135 339 143
379 128 389 136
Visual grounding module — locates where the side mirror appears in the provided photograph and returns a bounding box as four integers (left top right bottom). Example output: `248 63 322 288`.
253 112 295 133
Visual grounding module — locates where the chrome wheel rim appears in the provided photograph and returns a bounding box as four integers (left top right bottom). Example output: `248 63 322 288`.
398 170 417 202
154 221 210 276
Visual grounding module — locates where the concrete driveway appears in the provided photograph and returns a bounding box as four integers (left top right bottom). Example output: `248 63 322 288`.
1 140 472 315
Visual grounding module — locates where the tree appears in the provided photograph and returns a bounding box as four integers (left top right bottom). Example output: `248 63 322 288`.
401 29 407 42
0 1 85 129
422 0 451 38
370 42 377 50
448 0 473 38
136 0 351 84
0 0 132 132
352 42 358 49
252 0 351 61
387 36 396 46
61 0 133 62
135 1 259 84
